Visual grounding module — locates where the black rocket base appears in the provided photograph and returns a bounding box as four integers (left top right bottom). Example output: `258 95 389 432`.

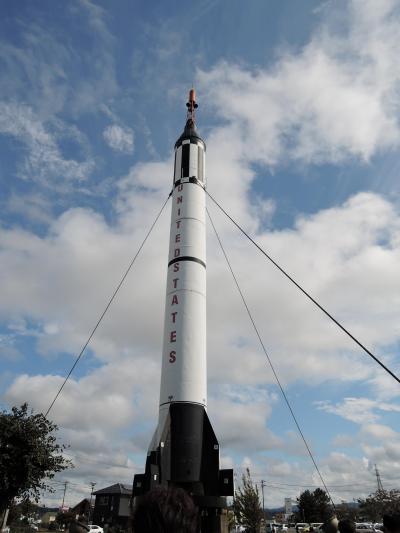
133 404 233 532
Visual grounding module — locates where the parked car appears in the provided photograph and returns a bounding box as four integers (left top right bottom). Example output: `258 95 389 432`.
356 524 374 533
88 526 103 533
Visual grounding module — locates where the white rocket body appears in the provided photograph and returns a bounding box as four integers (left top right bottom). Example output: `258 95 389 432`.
160 140 207 405
152 133 207 445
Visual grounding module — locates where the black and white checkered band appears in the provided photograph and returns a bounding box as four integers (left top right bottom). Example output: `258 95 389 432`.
175 137 206 150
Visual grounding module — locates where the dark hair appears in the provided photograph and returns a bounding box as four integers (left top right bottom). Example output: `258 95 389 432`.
338 519 356 533
132 486 200 533
383 514 400 533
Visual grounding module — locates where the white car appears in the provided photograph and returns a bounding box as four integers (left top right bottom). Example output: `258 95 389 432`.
88 526 104 533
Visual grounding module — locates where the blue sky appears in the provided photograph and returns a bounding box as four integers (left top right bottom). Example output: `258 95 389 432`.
1 0 400 508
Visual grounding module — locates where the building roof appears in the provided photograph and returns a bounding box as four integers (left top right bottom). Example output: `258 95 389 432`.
93 483 132 496
70 498 91 511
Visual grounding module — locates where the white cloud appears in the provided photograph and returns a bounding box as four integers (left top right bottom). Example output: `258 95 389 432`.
332 434 355 448
0 102 94 187
316 397 400 424
208 386 281 452
361 423 398 440
198 0 400 165
103 124 135 154
7 193 53 224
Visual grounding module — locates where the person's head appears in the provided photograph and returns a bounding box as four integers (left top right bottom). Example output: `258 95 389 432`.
338 519 356 533
132 486 199 533
383 514 400 533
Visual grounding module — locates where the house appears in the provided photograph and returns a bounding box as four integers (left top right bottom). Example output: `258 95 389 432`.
70 499 92 520
92 484 132 528
40 512 58 525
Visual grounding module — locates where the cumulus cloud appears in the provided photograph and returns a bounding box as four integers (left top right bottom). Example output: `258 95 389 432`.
208 386 281 452
103 124 135 154
316 397 400 424
198 0 400 165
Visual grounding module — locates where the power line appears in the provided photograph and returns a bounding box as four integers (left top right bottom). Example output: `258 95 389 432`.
44 193 171 417
206 190 400 386
252 478 376 489
207 208 336 510
258 482 375 494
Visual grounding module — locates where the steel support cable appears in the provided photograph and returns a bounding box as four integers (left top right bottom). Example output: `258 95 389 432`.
45 192 172 417
207 208 336 510
206 190 400 386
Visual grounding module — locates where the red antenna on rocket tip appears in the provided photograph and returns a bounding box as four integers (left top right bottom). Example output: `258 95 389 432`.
186 87 198 119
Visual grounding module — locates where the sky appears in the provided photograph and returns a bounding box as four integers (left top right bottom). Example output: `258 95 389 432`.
1 0 400 510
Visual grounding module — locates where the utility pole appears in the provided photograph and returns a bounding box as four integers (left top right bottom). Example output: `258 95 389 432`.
261 480 266 525
61 481 69 510
89 482 96 523
375 464 384 492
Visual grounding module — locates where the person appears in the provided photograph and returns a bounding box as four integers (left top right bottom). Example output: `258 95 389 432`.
383 514 400 533
132 486 200 533
338 519 356 533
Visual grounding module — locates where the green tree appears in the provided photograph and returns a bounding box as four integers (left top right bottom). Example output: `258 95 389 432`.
335 502 358 521
358 489 400 522
233 468 263 533
56 511 76 528
0 403 72 516
8 499 41 525
296 488 331 523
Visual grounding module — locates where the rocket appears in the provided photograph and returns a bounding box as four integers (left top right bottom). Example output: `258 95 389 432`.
133 90 233 531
